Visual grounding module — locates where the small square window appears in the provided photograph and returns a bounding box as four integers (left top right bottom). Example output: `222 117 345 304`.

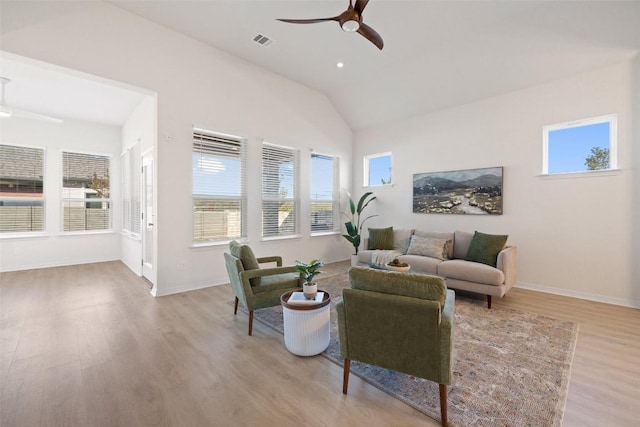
543 115 617 175
364 152 392 186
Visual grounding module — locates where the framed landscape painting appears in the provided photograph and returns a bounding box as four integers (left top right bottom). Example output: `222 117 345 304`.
413 167 503 215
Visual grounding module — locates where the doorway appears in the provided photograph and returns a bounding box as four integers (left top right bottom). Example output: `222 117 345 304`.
141 148 156 286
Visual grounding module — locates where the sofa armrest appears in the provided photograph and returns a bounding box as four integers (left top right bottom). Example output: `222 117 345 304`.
496 246 517 287
439 289 455 384
257 256 282 267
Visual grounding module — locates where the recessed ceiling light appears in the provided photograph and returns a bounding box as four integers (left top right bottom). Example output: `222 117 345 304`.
337 62 344 68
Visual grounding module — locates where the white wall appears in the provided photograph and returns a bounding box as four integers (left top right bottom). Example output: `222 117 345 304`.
354 61 639 307
632 55 640 305
120 95 157 277
0 118 122 271
0 2 353 295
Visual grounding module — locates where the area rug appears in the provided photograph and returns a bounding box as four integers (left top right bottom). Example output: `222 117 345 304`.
248 272 579 427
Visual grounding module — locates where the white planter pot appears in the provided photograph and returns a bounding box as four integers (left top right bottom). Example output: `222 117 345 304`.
351 254 359 266
303 282 318 299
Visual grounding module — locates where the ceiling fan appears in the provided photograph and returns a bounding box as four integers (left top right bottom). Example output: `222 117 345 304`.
277 0 384 50
0 77 63 123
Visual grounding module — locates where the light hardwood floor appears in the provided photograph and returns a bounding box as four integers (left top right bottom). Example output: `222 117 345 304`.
1 261 638 426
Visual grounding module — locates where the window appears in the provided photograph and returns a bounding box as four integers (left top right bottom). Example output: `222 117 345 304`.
122 144 141 236
0 144 45 233
262 142 300 238
62 151 111 232
543 115 617 175
364 152 392 186
192 129 247 244
310 153 339 233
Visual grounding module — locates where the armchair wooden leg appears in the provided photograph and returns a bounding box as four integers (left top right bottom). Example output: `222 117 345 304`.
248 310 254 336
234 297 239 315
343 359 351 394
439 384 448 427
487 295 492 309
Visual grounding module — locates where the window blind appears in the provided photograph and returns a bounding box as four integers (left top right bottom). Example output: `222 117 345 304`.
192 128 247 243
0 144 45 233
310 153 339 233
122 144 141 236
62 151 111 232
262 142 300 238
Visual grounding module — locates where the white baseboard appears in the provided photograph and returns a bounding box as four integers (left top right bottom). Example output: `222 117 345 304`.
0 257 120 273
516 281 640 309
154 277 228 297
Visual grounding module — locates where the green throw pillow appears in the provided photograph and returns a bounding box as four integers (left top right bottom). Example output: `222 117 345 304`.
229 240 261 286
368 227 394 250
465 231 508 267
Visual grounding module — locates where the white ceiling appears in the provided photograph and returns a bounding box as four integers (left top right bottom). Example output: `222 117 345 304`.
2 1 640 130
0 55 148 126
109 0 640 130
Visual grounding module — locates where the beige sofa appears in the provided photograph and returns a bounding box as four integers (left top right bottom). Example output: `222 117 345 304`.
357 229 517 308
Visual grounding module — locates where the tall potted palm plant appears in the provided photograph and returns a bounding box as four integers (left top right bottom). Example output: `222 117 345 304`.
342 192 377 265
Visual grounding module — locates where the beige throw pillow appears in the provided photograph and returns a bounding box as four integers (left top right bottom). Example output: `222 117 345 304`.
406 235 451 260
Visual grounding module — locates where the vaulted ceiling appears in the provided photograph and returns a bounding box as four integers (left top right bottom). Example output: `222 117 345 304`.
2 1 640 130
110 0 640 130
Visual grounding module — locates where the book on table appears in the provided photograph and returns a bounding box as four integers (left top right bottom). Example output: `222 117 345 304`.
287 291 325 305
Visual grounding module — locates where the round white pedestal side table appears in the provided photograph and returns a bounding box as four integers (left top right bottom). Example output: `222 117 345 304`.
280 290 331 356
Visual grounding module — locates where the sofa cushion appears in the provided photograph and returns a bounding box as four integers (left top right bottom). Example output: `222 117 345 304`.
414 231 454 259
465 231 508 267
393 229 414 254
368 227 395 250
438 259 505 286
398 255 441 275
229 240 261 286
453 230 474 259
406 235 450 260
348 266 447 307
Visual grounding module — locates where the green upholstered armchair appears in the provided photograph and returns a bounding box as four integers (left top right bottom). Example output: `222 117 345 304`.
337 266 455 426
224 241 302 336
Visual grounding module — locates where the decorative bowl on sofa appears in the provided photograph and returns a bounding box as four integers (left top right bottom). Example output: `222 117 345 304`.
386 264 410 272
386 259 410 272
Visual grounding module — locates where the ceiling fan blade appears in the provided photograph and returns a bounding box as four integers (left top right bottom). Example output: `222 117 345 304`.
354 0 371 15
11 106 63 124
276 17 338 24
357 23 384 50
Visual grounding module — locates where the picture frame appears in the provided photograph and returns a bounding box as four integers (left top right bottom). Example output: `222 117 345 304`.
413 167 503 215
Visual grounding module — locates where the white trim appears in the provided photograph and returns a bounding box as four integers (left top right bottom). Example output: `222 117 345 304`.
516 280 640 309
363 151 392 187
542 114 617 174
538 168 622 179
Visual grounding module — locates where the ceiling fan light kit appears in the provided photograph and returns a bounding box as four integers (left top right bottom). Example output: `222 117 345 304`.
277 0 383 50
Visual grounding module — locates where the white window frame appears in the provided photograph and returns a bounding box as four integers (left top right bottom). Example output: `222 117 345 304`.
0 144 46 237
310 153 340 235
192 128 247 246
542 114 618 176
61 150 112 234
262 142 300 240
364 152 392 187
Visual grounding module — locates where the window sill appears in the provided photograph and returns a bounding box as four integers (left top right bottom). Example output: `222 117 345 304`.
192 240 234 249
59 230 116 237
539 169 621 179
0 232 49 240
261 234 303 242
311 231 341 237
364 183 394 189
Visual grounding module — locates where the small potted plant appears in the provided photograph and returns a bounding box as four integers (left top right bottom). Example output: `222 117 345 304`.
295 259 324 299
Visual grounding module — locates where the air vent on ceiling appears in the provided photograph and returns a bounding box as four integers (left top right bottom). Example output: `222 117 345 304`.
253 34 274 48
